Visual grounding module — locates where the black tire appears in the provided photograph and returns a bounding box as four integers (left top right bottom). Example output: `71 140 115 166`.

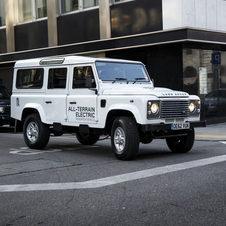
111 116 140 160
23 113 50 149
76 133 100 145
166 128 195 153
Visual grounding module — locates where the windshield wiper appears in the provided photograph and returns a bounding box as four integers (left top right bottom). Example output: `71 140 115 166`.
112 78 127 84
133 78 146 84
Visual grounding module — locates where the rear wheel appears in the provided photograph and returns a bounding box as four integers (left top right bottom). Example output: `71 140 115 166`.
76 133 100 145
111 116 139 160
166 128 195 153
23 113 50 149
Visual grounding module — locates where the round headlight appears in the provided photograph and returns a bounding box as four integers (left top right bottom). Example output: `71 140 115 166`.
189 102 196 113
151 103 159 114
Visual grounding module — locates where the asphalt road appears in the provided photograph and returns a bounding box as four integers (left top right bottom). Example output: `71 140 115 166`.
0 128 226 226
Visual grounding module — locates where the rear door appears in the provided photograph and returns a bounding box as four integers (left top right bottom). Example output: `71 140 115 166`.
44 66 69 123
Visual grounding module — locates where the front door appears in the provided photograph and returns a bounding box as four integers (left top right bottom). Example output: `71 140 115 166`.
67 65 98 125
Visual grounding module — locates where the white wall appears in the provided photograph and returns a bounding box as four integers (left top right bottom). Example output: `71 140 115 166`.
162 0 226 32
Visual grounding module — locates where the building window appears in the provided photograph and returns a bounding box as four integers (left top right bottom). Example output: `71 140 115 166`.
83 0 99 9
18 0 32 22
61 0 78 13
18 0 47 23
60 0 99 13
0 0 5 27
35 0 47 19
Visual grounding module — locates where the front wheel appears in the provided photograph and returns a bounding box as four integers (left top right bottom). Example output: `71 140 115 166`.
76 133 100 145
166 128 195 153
23 113 50 149
111 117 140 160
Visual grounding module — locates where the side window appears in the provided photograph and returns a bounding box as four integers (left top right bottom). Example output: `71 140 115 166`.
73 66 96 88
16 68 44 89
48 68 67 89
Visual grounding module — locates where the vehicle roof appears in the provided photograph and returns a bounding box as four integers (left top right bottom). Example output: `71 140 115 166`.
14 56 142 68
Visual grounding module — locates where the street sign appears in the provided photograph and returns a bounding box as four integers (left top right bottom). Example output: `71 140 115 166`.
212 52 221 65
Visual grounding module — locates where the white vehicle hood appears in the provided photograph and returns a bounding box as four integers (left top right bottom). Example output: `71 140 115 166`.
102 87 189 98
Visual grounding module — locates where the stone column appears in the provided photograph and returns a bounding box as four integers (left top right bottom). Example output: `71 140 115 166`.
47 0 58 47
99 0 111 39
5 0 15 52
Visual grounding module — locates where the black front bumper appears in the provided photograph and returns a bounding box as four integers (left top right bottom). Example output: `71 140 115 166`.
141 120 206 132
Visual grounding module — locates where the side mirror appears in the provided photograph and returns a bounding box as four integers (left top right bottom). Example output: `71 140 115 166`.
85 77 92 88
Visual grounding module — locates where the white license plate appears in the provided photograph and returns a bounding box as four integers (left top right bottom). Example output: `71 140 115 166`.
171 122 190 130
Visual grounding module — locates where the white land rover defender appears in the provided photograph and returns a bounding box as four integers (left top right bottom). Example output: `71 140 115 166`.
11 56 205 160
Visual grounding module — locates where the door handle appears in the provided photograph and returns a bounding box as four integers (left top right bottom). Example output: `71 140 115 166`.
69 102 77 104
45 101 52 104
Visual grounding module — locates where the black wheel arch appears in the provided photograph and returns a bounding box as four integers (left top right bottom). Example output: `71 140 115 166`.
105 110 137 133
22 108 40 121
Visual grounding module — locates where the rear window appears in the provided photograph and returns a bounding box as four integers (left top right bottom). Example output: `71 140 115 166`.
16 69 44 89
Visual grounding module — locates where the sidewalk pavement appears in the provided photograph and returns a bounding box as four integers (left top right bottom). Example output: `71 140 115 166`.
195 122 226 141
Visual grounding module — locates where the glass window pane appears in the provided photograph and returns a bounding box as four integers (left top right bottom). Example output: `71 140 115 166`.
48 68 67 89
73 66 96 88
61 0 78 13
16 69 44 89
18 0 32 23
0 0 5 26
83 0 99 9
95 62 150 82
35 0 47 19
0 86 10 99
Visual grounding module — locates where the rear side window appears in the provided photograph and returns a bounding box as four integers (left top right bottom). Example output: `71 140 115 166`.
16 69 44 89
48 68 67 89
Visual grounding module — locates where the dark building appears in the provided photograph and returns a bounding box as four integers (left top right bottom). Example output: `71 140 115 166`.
0 0 226 123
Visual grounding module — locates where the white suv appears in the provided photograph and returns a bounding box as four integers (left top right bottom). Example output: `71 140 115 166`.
11 56 205 160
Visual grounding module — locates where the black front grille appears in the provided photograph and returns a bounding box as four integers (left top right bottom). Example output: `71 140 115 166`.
161 100 189 119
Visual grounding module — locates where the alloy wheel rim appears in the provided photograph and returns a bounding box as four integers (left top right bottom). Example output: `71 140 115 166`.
26 121 39 143
114 127 126 154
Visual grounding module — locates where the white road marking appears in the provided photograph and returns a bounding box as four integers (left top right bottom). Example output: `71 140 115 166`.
9 146 98 155
1 155 226 193
9 147 62 155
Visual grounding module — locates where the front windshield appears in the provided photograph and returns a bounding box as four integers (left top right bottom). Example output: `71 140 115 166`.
95 61 150 83
0 87 10 100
